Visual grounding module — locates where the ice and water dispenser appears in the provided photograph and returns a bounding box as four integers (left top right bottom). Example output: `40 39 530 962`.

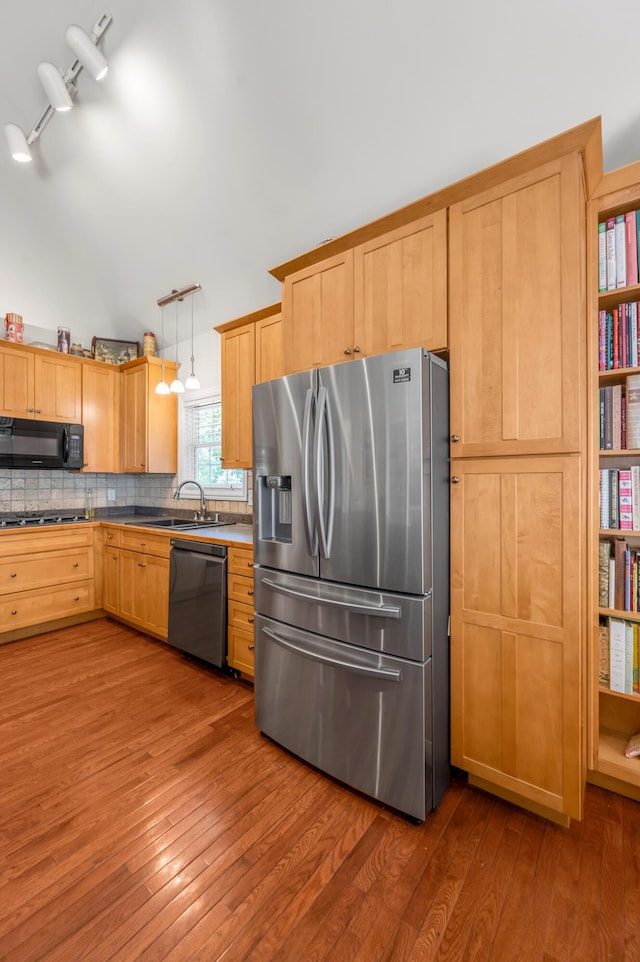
257 475 292 542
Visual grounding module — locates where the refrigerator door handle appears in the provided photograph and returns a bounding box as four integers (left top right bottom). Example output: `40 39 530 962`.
261 625 402 681
260 576 402 618
315 385 335 559
302 387 318 556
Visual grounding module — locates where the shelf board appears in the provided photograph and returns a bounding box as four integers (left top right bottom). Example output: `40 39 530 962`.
599 365 640 382
599 449 640 457
598 607 640 622
598 284 640 310
599 529 640 536
598 728 640 787
599 685 640 702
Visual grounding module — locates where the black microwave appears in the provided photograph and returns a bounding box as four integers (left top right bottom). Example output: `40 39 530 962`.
0 418 84 469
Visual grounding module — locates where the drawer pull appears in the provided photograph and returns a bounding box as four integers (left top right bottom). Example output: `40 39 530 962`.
73 562 79 568
140 541 146 546
248 644 255 651
247 561 253 568
248 589 254 596
10 572 16 578
11 609 17 615
248 617 255 624
138 561 147 567
74 596 80 601
112 554 118 560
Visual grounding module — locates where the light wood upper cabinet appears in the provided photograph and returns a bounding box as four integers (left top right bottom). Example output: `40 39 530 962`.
0 342 81 422
450 455 583 821
0 343 34 417
120 357 177 474
448 154 584 458
216 303 284 470
283 250 355 374
82 362 121 473
353 211 448 356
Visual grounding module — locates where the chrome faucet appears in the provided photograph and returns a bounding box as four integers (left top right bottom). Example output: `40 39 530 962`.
173 480 207 520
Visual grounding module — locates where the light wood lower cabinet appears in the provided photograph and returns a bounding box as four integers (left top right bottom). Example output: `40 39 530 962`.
450 455 583 823
0 527 96 635
103 528 170 640
226 544 254 679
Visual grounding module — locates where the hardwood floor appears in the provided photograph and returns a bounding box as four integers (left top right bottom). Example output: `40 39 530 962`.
1 620 639 962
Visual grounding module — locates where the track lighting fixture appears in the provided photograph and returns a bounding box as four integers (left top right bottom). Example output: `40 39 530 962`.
3 11 112 164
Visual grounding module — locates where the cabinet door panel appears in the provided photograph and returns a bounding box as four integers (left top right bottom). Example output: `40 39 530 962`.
449 154 584 457
255 312 284 384
0 345 34 417
221 324 255 468
82 364 120 472
354 211 447 355
283 250 354 373
121 366 147 472
33 354 82 422
450 455 583 819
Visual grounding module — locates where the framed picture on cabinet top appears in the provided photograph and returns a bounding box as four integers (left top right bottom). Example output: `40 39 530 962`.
91 337 141 365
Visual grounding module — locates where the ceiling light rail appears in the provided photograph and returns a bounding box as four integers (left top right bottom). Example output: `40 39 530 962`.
156 283 202 307
4 10 112 163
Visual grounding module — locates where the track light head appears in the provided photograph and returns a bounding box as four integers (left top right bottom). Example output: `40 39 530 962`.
66 24 108 81
37 62 73 111
4 124 32 162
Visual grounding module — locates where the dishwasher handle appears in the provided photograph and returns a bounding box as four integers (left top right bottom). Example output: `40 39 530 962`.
261 625 401 682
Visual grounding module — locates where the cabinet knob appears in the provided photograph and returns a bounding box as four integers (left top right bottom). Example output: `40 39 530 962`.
10 572 16 578
248 644 255 651
247 561 253 568
451 476 460 484
248 617 255 624
248 589 254 596
353 345 361 354
11 609 17 615
112 554 118 560
107 534 113 540
343 347 352 355
451 434 460 443
73 562 79 568
74 596 80 601
36 409 42 414
27 408 34 413
138 561 147 567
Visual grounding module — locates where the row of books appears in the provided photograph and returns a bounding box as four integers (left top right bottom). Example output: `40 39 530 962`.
599 469 640 530
598 303 640 370
599 538 640 610
599 213 640 292
600 377 640 450
599 617 640 695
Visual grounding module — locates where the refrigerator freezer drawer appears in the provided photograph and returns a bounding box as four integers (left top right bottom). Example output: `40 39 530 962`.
255 614 431 821
254 565 432 661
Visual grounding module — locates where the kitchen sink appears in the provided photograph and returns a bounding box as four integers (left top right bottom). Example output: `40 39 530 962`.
125 518 234 530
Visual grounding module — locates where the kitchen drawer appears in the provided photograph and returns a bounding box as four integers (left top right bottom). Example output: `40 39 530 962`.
228 598 255 633
228 625 255 678
102 526 121 548
0 547 94 595
228 572 255 605
0 526 94 559
228 545 254 577
119 528 171 558
1 581 95 632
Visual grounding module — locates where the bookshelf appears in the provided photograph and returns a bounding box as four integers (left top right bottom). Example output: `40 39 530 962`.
589 163 640 800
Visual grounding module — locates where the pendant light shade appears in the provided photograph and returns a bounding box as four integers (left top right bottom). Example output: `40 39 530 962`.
37 62 73 111
65 24 108 81
4 123 32 162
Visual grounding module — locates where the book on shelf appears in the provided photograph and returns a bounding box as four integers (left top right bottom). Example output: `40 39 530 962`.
625 622 634 694
609 557 615 608
626 374 640 448
599 540 611 606
616 215 627 288
600 469 611 529
599 621 610 684
599 309 606 370
615 537 627 610
626 211 639 287
613 383 623 449
602 385 613 449
599 222 607 292
607 217 617 291
619 468 633 529
633 464 640 530
610 617 626 692
635 623 639 692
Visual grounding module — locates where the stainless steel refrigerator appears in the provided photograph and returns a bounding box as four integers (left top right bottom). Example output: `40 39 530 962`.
252 346 449 821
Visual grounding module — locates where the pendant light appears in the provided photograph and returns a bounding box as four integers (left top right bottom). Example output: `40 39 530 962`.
169 300 185 393
155 304 170 395
184 294 200 390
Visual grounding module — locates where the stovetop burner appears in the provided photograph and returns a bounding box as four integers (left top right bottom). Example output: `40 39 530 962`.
0 511 90 529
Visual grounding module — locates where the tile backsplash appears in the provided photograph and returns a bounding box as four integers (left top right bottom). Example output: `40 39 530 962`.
0 469 253 520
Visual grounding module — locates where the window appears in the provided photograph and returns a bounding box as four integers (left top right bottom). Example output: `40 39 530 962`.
180 391 247 500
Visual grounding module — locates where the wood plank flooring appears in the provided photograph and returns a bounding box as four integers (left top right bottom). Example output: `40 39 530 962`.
1 619 639 961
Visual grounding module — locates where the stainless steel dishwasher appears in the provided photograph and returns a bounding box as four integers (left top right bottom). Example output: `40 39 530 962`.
168 538 227 667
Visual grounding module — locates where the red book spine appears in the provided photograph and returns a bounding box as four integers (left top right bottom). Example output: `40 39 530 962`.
627 212 639 286
613 307 620 368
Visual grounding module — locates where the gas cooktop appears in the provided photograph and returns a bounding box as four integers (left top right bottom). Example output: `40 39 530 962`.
0 511 91 529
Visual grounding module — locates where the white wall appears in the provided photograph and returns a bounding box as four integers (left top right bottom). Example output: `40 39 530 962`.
1 0 640 385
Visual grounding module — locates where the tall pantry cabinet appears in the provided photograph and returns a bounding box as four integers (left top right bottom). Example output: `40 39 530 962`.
587 162 640 803
449 148 589 823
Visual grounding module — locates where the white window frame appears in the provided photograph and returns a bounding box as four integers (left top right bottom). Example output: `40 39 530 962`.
178 388 248 501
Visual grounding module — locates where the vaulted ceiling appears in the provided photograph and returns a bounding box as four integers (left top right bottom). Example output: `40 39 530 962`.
0 0 639 353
